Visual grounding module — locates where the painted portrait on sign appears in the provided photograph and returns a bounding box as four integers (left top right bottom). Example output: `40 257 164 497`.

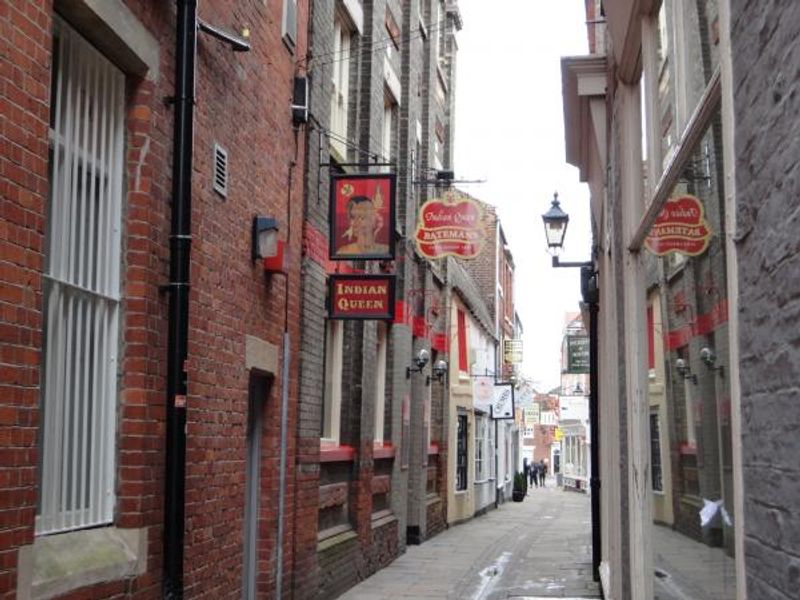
330 173 396 260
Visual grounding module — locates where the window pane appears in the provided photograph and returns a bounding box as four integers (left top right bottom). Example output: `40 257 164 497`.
38 19 123 534
657 1 720 172
456 415 467 491
322 320 343 442
648 109 736 597
374 324 387 444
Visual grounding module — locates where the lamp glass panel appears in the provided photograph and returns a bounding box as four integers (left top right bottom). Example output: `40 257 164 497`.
258 229 279 258
544 220 567 248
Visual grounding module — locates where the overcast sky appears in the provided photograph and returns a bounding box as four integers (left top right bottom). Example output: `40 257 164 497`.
453 0 592 392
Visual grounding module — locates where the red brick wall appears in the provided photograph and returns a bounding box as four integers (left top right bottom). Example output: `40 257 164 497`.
0 1 51 595
533 395 559 464
462 200 498 328
0 0 308 597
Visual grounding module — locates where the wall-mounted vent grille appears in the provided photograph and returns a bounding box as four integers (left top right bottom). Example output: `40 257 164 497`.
213 143 228 197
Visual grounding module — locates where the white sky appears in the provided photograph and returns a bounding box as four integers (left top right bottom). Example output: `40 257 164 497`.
453 0 592 392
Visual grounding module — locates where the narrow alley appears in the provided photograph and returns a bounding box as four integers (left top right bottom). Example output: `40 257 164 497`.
339 487 600 600
3 1 799 598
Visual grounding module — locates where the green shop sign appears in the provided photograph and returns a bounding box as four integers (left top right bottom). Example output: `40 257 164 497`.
567 336 590 374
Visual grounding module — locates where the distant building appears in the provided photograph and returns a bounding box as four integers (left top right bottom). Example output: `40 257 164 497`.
558 313 590 492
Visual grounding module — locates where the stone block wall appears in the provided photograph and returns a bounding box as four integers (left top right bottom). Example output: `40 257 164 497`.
730 3 800 598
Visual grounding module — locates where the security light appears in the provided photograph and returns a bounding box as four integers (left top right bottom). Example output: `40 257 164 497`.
675 358 697 384
406 348 430 378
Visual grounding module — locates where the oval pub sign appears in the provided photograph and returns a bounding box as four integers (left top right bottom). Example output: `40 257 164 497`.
644 194 711 257
414 190 487 260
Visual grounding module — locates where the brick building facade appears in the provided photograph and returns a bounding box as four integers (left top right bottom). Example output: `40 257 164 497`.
294 1 462 598
1 0 306 597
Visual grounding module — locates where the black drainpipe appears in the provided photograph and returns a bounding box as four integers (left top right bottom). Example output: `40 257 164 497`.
164 0 196 597
582 265 601 585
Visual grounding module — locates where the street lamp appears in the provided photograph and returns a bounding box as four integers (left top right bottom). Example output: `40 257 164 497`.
542 192 569 251
542 192 591 269
543 192 600 583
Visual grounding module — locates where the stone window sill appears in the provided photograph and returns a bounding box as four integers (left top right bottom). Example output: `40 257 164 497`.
17 526 146 600
316 526 357 552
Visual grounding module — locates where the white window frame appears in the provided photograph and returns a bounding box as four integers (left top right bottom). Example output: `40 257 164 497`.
455 414 468 491
38 19 124 535
382 94 396 166
322 320 344 443
373 324 387 444
683 372 697 448
474 415 486 482
281 0 298 50
649 410 664 493
488 419 496 480
434 0 445 63
330 16 352 159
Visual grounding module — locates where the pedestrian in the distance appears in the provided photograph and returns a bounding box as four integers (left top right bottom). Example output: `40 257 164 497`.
531 462 539 488
539 459 547 487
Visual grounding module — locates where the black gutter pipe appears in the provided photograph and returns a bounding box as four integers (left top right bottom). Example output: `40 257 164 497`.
582 265 602 584
164 0 196 597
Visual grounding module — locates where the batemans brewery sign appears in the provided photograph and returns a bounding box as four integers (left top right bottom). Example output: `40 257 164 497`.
414 190 487 259
644 195 711 256
328 275 396 320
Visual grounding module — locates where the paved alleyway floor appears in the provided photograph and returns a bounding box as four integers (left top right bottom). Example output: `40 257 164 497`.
653 523 737 600
339 484 601 600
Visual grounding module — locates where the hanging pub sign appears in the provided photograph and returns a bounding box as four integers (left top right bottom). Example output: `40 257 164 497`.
473 375 494 414
330 173 396 260
491 383 515 420
566 336 590 374
644 194 711 256
414 189 487 259
328 274 396 320
503 339 523 364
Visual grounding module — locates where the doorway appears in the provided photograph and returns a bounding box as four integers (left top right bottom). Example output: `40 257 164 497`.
242 373 269 599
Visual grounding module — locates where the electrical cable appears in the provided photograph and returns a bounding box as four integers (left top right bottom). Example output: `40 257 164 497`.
299 19 447 67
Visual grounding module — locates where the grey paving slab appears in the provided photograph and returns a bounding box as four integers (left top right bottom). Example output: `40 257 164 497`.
337 487 601 600
653 523 737 600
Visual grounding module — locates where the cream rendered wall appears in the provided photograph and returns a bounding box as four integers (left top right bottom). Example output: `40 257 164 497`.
469 305 496 514
446 295 475 524
649 291 674 525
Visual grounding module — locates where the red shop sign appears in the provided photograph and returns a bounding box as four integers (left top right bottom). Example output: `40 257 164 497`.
414 190 487 260
644 195 711 257
328 274 396 320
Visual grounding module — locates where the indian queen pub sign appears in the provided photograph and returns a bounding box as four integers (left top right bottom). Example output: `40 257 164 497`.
329 173 396 261
328 274 396 321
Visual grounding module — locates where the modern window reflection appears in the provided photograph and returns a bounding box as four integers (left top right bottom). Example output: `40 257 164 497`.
644 5 734 594
647 112 736 598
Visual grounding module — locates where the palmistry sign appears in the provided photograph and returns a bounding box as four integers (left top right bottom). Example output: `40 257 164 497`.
491 383 515 420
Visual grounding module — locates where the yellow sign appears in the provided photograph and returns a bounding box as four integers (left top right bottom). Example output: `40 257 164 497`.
554 427 564 441
503 339 523 364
